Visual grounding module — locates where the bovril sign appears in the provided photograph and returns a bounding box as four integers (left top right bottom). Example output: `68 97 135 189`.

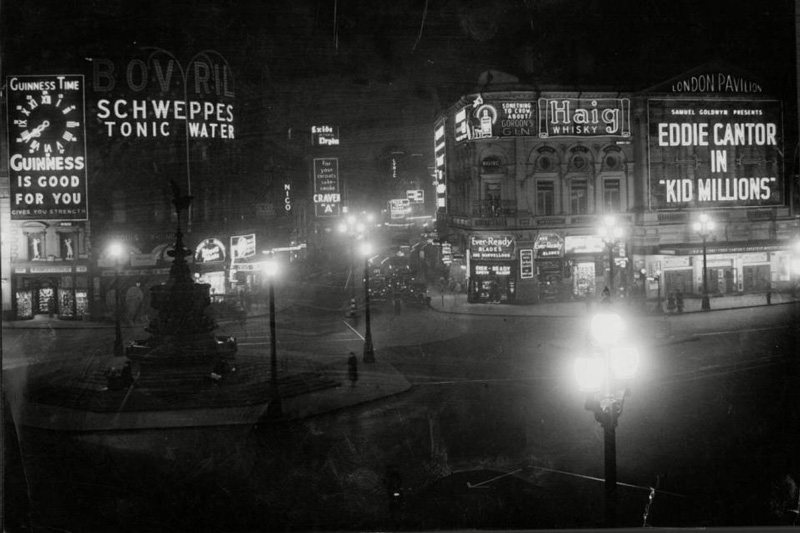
469 235 515 260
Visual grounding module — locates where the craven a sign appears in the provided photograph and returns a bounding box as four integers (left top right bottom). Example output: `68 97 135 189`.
648 99 783 210
313 158 341 217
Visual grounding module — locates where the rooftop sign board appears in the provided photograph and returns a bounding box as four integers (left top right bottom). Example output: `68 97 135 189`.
7 74 89 220
454 95 631 142
647 99 783 210
312 125 339 146
313 158 341 217
538 98 631 138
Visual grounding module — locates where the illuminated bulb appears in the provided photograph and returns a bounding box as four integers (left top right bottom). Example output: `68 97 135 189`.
610 344 640 380
590 313 625 346
574 356 606 392
263 259 279 277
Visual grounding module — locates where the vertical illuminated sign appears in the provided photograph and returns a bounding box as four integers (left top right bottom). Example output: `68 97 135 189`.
7 75 88 220
434 118 447 210
313 158 341 217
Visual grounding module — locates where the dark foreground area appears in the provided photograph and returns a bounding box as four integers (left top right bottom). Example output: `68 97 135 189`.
5 348 799 532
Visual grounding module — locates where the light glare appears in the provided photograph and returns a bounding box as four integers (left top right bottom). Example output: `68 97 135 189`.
574 357 605 392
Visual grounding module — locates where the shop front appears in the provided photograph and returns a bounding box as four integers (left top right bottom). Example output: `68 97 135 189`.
13 265 90 319
467 234 516 303
649 241 796 300
563 234 621 300
194 237 231 302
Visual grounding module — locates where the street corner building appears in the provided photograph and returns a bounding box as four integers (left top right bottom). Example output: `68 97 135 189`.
432 63 798 306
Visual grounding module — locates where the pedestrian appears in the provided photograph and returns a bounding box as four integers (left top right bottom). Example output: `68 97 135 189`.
667 291 676 312
675 290 684 313
120 361 134 388
393 293 402 315
347 352 358 386
600 286 611 304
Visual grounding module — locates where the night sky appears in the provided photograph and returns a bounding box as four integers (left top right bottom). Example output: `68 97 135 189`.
2 0 796 201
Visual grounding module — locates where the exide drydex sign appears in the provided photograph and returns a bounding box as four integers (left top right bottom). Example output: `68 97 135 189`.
312 125 340 146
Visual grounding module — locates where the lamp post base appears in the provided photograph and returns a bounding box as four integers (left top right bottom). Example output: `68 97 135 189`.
701 295 711 311
265 396 283 420
363 342 375 363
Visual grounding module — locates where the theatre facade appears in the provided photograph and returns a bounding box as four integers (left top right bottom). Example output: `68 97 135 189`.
434 65 799 305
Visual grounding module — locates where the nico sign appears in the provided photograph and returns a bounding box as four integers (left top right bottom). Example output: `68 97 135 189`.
7 75 89 220
313 158 341 217
648 99 783 210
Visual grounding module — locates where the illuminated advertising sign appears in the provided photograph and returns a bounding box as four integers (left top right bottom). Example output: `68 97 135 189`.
406 189 424 203
534 233 564 258
474 264 512 276
195 238 226 263
564 235 605 255
434 118 447 209
669 72 763 95
454 97 537 142
313 158 341 217
284 183 292 212
469 234 515 260
231 233 255 260
389 198 410 219
648 99 783 210
91 51 235 140
520 249 534 279
454 108 469 143
538 98 631 138
7 74 89 220
312 125 339 146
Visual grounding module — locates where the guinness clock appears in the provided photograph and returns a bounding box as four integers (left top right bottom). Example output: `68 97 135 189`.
6 75 88 221
11 87 80 155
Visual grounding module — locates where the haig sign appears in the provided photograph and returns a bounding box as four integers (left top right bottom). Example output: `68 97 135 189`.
648 99 783 210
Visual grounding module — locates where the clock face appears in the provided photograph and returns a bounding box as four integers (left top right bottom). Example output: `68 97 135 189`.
12 90 81 155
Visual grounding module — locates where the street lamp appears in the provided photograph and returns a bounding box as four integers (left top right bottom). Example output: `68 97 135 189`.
360 241 375 363
598 216 624 297
108 242 125 357
339 214 369 316
693 214 715 311
574 312 640 528
653 269 663 314
263 257 282 419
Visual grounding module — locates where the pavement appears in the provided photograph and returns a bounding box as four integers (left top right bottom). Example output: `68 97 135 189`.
4 287 798 430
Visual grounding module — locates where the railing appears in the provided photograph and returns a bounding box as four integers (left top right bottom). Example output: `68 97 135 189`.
471 200 517 218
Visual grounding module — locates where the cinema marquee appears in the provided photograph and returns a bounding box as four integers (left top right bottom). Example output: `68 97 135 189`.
648 99 784 210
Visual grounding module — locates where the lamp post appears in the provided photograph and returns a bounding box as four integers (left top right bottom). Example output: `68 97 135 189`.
574 312 639 528
339 214 369 316
693 214 715 311
360 242 375 363
108 242 125 357
654 269 662 314
263 257 282 419
598 216 624 297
